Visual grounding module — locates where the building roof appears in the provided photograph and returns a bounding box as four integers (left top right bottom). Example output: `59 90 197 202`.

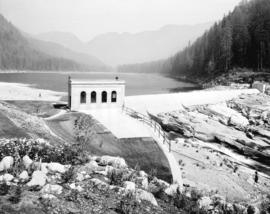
69 78 125 85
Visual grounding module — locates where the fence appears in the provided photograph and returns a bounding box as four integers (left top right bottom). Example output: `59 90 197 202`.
122 105 172 152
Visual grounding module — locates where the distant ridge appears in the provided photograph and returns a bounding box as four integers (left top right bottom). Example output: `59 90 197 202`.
0 14 107 71
37 23 212 66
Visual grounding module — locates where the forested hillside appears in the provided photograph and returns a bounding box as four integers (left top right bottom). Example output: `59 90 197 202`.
0 14 87 71
119 0 270 81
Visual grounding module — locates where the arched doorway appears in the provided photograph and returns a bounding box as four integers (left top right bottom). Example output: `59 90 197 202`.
91 91 97 103
80 91 86 103
111 91 117 103
101 91 107 103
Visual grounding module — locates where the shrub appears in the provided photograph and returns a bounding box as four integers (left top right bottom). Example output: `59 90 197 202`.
259 195 270 214
8 186 22 204
0 182 10 196
173 188 206 214
0 139 89 166
148 168 157 182
116 192 139 214
61 166 75 184
108 169 126 186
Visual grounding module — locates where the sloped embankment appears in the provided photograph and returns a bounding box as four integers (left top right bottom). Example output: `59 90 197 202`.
0 101 62 143
46 112 172 182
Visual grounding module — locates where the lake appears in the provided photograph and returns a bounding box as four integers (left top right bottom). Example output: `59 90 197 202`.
0 72 199 96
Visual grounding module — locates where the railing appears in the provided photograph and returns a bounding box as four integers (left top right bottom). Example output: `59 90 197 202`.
122 105 172 152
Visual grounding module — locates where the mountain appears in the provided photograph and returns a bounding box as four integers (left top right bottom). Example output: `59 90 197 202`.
36 31 86 55
28 38 106 70
86 23 212 66
0 14 107 71
37 23 212 66
119 0 270 81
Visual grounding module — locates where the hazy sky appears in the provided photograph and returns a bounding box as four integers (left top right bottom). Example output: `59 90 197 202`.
0 0 241 41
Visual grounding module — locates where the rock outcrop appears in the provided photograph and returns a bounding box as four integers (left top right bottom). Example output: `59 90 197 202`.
156 93 270 167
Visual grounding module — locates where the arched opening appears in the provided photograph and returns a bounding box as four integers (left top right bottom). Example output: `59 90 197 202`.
111 91 117 103
91 91 97 103
80 91 86 103
101 91 107 103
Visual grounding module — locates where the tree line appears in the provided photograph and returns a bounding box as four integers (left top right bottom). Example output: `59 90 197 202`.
0 14 84 71
118 0 270 80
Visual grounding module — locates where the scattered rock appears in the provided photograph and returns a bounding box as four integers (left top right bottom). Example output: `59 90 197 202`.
69 183 83 192
0 156 14 171
90 178 109 189
22 155 33 169
99 156 128 169
40 163 49 174
19 170 29 181
136 189 158 206
42 193 57 199
123 181 136 193
139 170 148 178
148 177 169 194
47 162 68 174
76 172 85 182
198 196 212 209
210 194 226 206
3 173 14 182
164 184 181 196
41 184 63 195
136 176 148 190
27 170 47 187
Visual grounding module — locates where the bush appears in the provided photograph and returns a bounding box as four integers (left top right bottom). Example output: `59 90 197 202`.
61 166 75 183
148 168 157 182
173 188 206 214
0 182 10 196
259 195 270 214
8 186 22 204
0 139 89 165
116 192 139 214
108 169 126 186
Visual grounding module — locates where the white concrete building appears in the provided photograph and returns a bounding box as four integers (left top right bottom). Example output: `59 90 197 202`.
68 78 125 111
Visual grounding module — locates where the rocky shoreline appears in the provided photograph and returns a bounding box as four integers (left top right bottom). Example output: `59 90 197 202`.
154 93 270 170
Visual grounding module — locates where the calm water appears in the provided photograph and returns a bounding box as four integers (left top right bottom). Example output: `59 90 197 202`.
0 72 198 96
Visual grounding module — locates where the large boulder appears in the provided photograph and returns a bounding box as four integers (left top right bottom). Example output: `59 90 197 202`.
27 170 47 187
99 156 128 169
135 189 158 206
0 156 14 171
